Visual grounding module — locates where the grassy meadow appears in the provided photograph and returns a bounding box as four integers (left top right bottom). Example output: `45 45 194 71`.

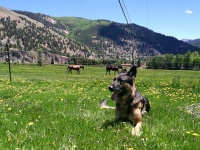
0 64 200 150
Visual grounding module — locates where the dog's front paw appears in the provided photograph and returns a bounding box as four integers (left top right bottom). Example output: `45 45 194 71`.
131 122 142 136
131 128 141 136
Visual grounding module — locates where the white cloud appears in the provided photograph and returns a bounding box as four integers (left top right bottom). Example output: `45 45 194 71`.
185 9 193 14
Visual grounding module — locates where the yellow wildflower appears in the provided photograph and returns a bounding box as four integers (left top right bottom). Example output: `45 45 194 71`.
192 133 200 137
72 145 77 149
7 108 11 111
28 122 34 126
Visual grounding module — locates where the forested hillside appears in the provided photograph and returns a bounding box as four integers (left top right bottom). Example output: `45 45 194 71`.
186 39 200 48
54 17 200 56
12 9 200 57
0 6 200 65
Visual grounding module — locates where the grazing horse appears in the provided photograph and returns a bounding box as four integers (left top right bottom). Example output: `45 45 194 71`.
67 65 84 74
106 65 122 75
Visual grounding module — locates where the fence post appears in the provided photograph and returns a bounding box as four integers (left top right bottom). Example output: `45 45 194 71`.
6 42 12 82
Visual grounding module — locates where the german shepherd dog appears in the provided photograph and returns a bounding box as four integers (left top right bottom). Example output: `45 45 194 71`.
107 66 150 136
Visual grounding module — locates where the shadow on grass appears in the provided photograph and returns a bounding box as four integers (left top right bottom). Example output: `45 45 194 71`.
101 119 132 129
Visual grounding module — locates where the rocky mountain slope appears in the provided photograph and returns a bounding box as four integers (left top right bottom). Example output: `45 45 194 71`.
0 6 199 64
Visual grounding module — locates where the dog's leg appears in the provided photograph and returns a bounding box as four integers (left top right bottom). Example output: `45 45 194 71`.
131 108 142 136
131 122 142 136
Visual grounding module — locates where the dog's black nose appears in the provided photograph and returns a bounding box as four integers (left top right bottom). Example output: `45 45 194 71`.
108 85 114 91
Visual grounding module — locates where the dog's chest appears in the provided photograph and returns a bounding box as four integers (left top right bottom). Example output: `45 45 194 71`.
116 103 132 118
115 96 134 119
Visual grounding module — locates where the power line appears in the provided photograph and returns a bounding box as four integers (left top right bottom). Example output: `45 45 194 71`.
118 0 129 25
118 0 136 63
145 0 149 28
121 0 132 24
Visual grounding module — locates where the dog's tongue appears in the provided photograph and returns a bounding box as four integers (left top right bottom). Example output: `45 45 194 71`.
111 91 119 100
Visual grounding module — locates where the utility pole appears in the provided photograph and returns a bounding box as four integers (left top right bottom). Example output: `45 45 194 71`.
6 40 12 82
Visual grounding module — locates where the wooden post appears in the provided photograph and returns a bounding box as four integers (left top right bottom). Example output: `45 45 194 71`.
6 42 12 82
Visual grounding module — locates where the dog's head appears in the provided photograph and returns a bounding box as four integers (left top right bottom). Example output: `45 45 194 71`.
108 66 137 101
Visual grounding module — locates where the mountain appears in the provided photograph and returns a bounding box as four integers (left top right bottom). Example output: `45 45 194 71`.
0 6 92 63
0 6 199 64
52 16 200 56
183 39 200 48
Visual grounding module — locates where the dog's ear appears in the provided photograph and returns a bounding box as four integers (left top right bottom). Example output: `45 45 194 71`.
127 66 137 78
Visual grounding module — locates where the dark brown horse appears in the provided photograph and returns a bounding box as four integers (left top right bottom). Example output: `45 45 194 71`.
67 65 84 74
106 65 122 75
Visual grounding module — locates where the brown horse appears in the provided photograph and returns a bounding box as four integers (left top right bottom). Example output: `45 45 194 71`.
67 65 84 74
106 65 122 75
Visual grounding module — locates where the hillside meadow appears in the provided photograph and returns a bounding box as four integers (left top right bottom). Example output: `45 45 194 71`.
0 64 200 150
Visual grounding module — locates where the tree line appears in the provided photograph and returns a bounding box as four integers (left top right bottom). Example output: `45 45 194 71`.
146 51 200 70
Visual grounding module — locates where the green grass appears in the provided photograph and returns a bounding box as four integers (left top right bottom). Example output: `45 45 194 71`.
56 17 109 31
0 64 200 150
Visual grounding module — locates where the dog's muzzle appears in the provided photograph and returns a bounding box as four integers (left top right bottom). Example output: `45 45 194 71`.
108 84 121 92
108 85 122 101
108 85 114 92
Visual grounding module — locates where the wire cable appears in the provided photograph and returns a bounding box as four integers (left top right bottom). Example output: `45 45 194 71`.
118 0 129 25
121 0 132 24
145 0 149 28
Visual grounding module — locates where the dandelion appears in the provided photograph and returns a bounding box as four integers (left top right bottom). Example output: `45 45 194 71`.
127 148 134 150
72 145 77 149
186 131 190 134
192 133 200 137
0 99 3 104
28 122 34 126
7 108 11 111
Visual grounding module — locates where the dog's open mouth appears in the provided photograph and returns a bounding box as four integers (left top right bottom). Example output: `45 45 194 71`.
111 91 121 101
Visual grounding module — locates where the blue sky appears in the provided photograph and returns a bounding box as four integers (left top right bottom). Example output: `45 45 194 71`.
1 0 199 40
